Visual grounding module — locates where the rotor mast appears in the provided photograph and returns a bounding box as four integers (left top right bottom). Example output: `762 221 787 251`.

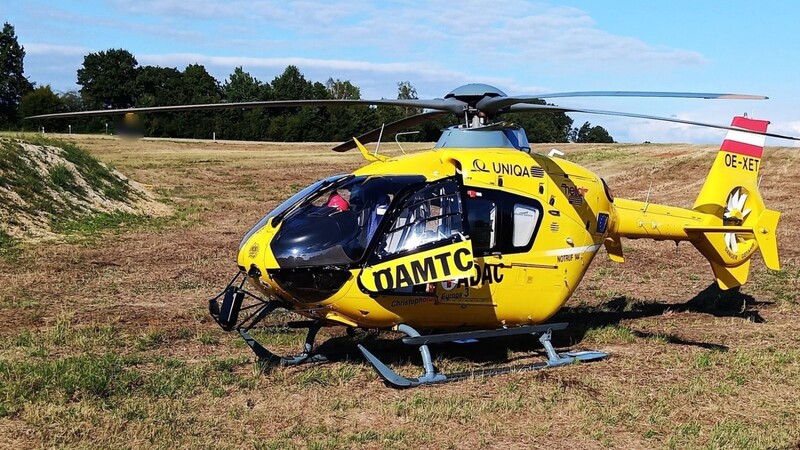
444 83 508 128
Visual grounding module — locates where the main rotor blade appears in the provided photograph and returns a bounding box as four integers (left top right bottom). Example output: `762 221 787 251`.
26 98 466 120
332 111 451 152
508 104 800 142
480 91 767 113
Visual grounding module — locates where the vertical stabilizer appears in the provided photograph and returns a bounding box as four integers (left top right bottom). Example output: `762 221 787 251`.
689 116 780 289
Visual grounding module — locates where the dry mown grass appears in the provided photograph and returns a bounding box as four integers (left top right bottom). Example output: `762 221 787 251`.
0 135 798 449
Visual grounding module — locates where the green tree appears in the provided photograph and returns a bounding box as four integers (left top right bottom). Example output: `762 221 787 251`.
0 22 33 127
135 66 184 136
221 67 267 140
505 99 574 143
372 80 415 135
326 78 361 100
77 49 139 109
19 85 65 131
181 64 221 103
136 66 183 105
270 65 314 100
169 64 222 139
60 90 83 112
396 81 417 100
573 121 614 143
267 66 332 141
322 78 377 141
419 115 457 142
58 90 94 133
224 67 263 102
395 80 421 117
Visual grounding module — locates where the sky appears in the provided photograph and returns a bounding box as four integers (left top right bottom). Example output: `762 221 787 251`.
4 0 800 144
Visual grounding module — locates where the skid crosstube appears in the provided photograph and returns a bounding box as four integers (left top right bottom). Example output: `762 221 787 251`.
359 323 607 389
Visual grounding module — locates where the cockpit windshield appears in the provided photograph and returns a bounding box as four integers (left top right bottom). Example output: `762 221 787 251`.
270 175 426 268
239 174 350 250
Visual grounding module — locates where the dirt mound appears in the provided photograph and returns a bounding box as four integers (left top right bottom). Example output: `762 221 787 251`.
0 136 169 239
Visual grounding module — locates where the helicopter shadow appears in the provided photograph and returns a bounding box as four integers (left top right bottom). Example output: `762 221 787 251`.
309 331 560 369
273 283 768 370
552 282 769 352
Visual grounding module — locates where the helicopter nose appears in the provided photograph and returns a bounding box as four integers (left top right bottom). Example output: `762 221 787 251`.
237 229 353 304
269 268 353 303
237 227 280 277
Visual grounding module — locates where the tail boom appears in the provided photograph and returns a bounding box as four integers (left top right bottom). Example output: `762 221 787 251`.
607 116 780 290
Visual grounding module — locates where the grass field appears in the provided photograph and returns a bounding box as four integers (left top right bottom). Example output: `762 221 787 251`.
1 134 798 449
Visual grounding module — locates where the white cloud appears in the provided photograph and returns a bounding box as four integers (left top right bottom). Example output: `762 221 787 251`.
604 116 727 144
26 0 792 143
421 1 707 67
33 4 207 42
23 43 91 56
101 1 706 71
139 53 457 77
765 120 800 147
583 103 800 145
108 0 283 20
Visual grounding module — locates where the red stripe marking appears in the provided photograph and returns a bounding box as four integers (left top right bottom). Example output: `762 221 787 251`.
731 116 770 132
722 139 763 158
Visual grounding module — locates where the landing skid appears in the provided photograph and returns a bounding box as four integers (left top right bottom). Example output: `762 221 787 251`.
358 323 608 389
239 321 329 367
209 272 608 386
209 273 330 368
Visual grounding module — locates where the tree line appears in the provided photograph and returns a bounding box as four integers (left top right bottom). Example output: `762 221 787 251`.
1 22 613 143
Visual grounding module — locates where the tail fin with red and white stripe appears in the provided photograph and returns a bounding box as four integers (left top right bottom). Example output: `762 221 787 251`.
689 116 780 289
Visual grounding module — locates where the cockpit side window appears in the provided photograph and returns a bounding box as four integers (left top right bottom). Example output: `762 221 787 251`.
375 180 464 258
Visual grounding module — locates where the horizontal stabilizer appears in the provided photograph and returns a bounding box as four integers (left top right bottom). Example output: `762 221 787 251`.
685 207 780 290
684 226 751 234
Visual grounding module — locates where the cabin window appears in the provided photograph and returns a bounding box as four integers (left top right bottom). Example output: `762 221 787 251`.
466 198 496 252
376 180 464 257
512 204 539 247
463 188 542 256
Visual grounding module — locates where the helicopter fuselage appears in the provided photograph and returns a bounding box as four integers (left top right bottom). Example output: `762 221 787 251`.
237 144 614 329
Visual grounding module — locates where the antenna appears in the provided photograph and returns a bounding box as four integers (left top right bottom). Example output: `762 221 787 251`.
395 131 420 154
642 164 659 212
374 123 386 157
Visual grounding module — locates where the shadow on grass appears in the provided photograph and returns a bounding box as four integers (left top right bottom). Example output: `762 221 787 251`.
252 282 764 376
554 282 766 351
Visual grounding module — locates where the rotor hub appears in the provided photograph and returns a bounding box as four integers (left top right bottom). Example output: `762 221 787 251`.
445 83 506 101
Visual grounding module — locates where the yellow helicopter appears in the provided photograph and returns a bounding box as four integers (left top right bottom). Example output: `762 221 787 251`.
29 84 799 387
